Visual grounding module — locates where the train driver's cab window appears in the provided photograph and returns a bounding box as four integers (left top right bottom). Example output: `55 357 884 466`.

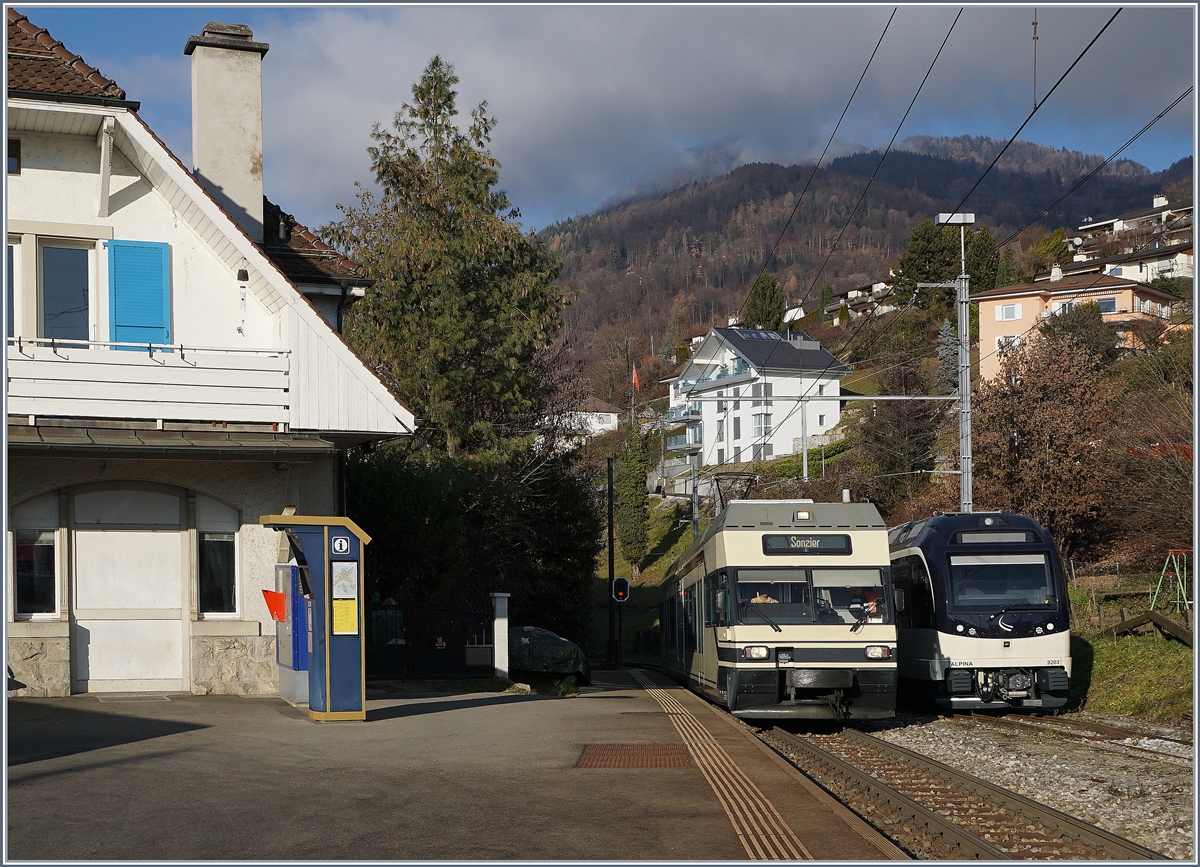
811 569 886 624
948 554 1054 614
736 570 811 624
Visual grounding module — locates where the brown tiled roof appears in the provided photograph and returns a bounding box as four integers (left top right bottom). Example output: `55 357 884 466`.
973 274 1135 297
259 198 373 287
7 8 133 104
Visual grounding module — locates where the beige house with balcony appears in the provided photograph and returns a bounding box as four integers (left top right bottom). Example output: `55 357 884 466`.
973 271 1178 381
5 12 413 696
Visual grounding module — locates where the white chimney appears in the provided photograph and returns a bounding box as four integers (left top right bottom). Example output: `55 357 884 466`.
1049 262 1063 282
185 23 269 241
1153 193 1168 209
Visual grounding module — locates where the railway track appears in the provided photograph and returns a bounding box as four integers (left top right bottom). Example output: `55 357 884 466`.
956 713 1193 768
763 726 1165 860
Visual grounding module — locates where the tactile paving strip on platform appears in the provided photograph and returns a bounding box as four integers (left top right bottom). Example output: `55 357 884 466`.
575 744 692 768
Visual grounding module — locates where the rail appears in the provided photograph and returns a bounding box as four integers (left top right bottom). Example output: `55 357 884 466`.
767 727 1164 860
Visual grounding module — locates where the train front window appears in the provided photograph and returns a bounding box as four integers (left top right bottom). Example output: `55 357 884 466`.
811 568 887 624
947 554 1055 613
734 568 887 624
735 569 811 624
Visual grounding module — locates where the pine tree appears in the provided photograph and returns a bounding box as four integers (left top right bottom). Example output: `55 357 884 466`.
741 271 786 331
819 284 834 323
935 319 958 394
615 426 650 571
323 56 569 456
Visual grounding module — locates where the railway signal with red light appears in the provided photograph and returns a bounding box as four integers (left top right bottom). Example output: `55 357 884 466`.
612 577 630 603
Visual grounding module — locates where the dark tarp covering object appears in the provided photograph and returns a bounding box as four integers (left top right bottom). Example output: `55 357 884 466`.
509 626 591 684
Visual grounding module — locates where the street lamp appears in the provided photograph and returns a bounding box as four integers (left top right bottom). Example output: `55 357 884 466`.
936 212 974 513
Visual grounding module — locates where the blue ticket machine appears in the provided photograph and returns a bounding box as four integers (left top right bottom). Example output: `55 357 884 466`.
261 516 370 721
275 564 310 705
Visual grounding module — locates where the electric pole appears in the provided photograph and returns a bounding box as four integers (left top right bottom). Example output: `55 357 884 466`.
607 456 616 666
937 212 975 513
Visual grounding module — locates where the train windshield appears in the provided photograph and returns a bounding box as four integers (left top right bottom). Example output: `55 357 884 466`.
734 568 887 624
947 554 1056 613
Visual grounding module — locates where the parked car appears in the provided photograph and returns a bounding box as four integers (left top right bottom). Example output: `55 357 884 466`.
509 626 591 685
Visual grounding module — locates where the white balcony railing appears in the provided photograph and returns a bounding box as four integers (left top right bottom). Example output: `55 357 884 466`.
6 337 291 426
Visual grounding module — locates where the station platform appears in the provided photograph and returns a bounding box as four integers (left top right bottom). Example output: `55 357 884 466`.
7 668 907 860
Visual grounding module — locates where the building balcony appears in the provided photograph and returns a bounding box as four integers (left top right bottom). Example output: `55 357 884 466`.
666 434 702 454
666 403 702 421
6 337 291 427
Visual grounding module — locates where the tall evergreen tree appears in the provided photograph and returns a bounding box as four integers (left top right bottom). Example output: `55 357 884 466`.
327 58 603 638
323 56 569 456
615 426 651 571
741 271 786 331
893 220 999 312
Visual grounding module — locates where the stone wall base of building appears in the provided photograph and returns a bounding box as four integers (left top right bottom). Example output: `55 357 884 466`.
7 636 71 697
191 636 279 696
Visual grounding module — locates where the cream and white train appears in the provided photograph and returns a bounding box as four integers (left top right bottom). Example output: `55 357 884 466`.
888 511 1072 711
661 500 897 720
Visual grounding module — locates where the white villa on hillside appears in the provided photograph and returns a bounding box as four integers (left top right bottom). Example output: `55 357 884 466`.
666 327 848 467
6 13 414 697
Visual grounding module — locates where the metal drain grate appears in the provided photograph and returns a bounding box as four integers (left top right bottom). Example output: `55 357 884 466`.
575 744 691 768
95 695 171 703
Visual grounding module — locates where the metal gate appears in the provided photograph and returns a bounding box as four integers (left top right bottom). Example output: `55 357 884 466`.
366 603 494 679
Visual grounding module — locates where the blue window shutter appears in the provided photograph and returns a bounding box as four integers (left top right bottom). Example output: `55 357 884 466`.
107 240 170 346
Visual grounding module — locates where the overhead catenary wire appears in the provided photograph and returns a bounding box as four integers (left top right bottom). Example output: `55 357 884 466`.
801 8 963 303
676 6 1143 500
731 7 898 327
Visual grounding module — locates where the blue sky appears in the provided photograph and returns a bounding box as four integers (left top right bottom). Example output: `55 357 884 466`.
19 4 1195 234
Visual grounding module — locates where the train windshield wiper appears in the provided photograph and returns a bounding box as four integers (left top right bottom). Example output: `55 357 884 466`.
740 601 783 632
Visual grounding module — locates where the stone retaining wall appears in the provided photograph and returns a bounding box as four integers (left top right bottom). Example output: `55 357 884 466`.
7 637 71 697
191 635 278 695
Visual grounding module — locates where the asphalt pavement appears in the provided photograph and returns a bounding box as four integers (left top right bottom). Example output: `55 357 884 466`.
6 669 906 860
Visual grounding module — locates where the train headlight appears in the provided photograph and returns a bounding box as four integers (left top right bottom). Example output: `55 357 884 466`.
864 645 891 660
743 645 770 660
1046 622 1055 631
955 624 964 633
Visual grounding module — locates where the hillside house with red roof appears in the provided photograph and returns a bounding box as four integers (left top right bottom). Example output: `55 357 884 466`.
972 272 1179 381
6 11 414 697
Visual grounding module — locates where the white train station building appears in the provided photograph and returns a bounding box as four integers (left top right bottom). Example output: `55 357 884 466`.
5 12 413 696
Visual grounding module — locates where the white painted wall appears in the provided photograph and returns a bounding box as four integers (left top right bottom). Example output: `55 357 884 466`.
8 130 273 349
697 370 840 465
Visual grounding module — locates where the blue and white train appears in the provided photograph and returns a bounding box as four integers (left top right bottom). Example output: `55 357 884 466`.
888 511 1071 711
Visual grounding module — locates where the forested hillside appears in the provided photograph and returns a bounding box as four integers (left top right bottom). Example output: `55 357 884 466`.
540 137 1191 402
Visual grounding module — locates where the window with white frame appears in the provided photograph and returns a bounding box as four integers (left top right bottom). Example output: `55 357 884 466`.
732 387 740 410
197 494 239 616
717 448 725 465
733 417 741 440
717 390 725 413
754 413 772 437
40 241 94 341
997 303 1022 321
818 414 826 426
10 491 60 619
1052 300 1078 315
818 384 825 396
1097 297 1116 314
996 335 1021 353
6 239 18 338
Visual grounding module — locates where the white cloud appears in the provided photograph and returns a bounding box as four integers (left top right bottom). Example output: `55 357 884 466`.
102 4 1191 233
